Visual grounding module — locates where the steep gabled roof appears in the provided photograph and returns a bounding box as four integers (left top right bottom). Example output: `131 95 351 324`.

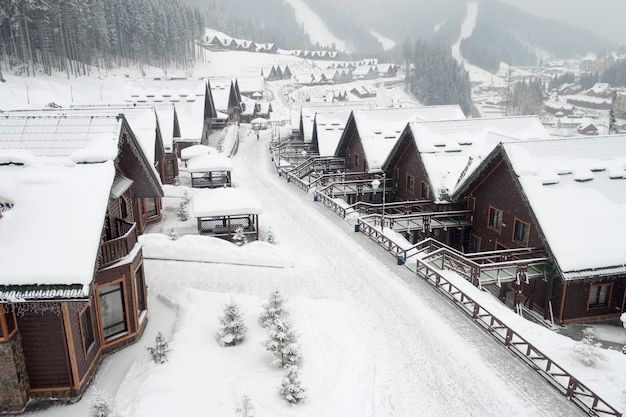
390 116 549 201
460 136 626 279
312 110 353 156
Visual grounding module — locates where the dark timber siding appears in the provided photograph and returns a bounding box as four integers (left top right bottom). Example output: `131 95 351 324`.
392 134 430 201
17 309 71 390
343 127 366 172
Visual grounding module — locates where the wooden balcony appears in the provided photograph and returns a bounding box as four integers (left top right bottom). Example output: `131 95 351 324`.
98 219 138 268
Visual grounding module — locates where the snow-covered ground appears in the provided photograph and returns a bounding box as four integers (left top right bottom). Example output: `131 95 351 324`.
283 0 348 52
1 47 625 417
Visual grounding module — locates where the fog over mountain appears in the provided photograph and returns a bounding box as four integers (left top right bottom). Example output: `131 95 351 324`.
499 0 626 45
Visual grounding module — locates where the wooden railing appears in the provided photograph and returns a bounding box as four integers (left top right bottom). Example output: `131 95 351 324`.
98 220 138 268
415 258 622 417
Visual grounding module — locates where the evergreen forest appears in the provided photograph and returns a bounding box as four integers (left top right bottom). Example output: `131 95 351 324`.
0 0 206 78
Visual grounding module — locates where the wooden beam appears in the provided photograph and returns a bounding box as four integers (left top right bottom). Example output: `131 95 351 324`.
61 302 80 391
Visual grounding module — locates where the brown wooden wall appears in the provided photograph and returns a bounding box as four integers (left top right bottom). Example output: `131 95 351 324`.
391 135 431 201
17 309 71 390
558 276 626 323
342 125 366 172
467 157 544 251
65 302 101 390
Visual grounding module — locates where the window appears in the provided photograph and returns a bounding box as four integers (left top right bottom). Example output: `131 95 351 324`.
99 282 127 339
588 284 610 308
513 219 530 244
165 159 176 181
145 198 158 218
406 175 415 191
420 182 430 199
120 196 129 219
135 267 147 316
354 153 359 169
488 207 502 230
80 306 95 355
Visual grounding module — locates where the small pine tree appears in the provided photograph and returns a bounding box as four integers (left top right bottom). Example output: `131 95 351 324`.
232 227 248 246
264 318 301 368
235 395 256 417
573 327 605 367
259 290 288 329
217 301 247 346
279 365 306 404
89 389 116 417
177 201 189 221
265 227 276 244
182 190 191 204
147 332 170 364
168 227 178 240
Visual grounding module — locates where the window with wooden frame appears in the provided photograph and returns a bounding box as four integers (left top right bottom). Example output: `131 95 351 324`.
145 198 158 218
354 153 359 169
79 305 95 356
420 181 430 199
488 206 503 230
134 266 147 318
98 282 128 340
467 196 476 211
406 174 415 191
588 283 611 308
513 218 530 245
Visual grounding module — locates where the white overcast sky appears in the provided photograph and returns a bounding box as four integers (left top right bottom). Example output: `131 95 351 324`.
499 0 626 44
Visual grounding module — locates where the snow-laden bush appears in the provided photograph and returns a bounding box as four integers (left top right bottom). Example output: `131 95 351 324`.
232 227 248 246
573 327 605 367
147 332 170 364
259 289 289 329
235 394 256 417
177 201 189 221
279 365 306 404
89 389 116 417
264 318 301 368
217 301 247 346
168 227 178 240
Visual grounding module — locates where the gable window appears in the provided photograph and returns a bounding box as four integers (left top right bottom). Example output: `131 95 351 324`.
99 282 127 340
354 153 360 169
80 306 95 356
420 182 430 199
588 283 611 308
165 158 176 182
513 219 530 245
488 207 503 230
406 175 415 191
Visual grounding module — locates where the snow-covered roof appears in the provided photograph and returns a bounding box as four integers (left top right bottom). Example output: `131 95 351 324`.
124 79 208 142
501 135 626 279
0 113 122 163
209 77 234 112
0 159 115 299
186 154 233 173
407 116 550 201
299 103 371 142
351 106 467 171
236 76 265 93
180 144 217 161
313 110 352 156
191 187 263 217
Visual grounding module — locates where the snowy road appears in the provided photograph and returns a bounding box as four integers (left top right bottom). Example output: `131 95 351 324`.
146 130 582 416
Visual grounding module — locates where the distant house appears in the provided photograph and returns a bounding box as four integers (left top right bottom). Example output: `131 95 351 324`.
577 122 599 135
256 43 278 54
124 78 217 156
350 85 377 98
0 113 163 411
208 77 241 126
376 64 398 78
565 94 612 110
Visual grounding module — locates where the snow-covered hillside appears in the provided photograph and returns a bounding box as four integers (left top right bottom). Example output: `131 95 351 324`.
283 0 348 52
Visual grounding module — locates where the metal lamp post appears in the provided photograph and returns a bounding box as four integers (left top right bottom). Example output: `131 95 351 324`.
371 172 386 231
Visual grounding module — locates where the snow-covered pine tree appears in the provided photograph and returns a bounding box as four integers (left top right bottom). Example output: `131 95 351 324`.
259 289 289 329
235 394 256 417
573 327 605 367
89 389 116 417
183 190 191 205
232 226 248 246
265 226 276 244
217 301 248 346
264 318 301 368
168 227 178 240
279 365 306 404
177 201 188 221
147 331 170 364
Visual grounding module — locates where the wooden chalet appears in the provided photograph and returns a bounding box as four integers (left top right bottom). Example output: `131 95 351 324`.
208 78 241 127
256 43 278 54
382 116 550 247
191 188 262 242
0 113 163 411
311 110 354 157
237 76 265 100
452 136 626 323
124 78 217 157
350 86 377 98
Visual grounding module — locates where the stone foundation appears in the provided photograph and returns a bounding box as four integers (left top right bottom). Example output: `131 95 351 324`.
0 332 30 412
